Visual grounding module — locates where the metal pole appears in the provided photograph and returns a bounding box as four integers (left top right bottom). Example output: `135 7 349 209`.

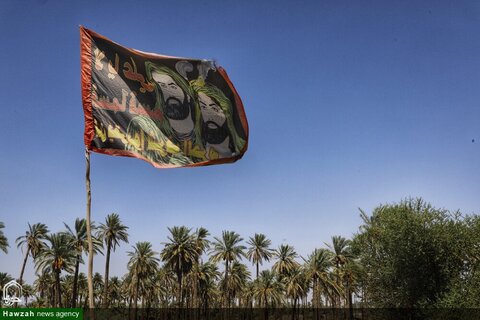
85 148 94 309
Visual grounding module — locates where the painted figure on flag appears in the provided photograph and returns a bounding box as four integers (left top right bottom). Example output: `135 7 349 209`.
191 80 246 159
81 27 248 168
145 63 202 149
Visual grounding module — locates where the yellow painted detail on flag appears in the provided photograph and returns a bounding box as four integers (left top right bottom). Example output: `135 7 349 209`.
148 140 181 156
95 126 107 142
208 148 220 160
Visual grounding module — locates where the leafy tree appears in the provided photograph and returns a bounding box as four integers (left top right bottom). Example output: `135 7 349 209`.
436 214 480 307
6 201 478 310
352 198 469 307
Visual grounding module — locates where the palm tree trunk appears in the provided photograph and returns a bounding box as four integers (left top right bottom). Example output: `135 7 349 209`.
177 271 183 307
264 292 268 320
347 279 353 320
134 278 139 309
71 255 80 308
193 273 198 309
225 259 229 308
55 271 62 308
314 280 319 320
133 278 139 320
19 249 29 285
103 239 112 307
312 278 317 308
50 287 55 307
256 261 259 279
175 255 183 307
292 298 296 320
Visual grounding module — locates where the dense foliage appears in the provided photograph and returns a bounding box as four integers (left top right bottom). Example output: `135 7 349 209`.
0 198 478 309
352 198 480 308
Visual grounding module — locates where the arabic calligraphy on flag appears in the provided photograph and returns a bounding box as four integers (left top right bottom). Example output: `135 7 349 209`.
80 27 248 168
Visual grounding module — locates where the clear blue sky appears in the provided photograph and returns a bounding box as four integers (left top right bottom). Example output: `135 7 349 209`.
1 0 479 284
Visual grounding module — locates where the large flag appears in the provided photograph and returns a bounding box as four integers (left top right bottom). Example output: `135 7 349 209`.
80 27 248 168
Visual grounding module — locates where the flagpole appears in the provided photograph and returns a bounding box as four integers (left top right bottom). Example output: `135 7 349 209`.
85 147 94 309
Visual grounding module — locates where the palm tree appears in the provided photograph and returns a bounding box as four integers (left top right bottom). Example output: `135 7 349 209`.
97 213 129 307
93 272 104 306
0 273 13 307
127 242 159 310
35 233 76 307
254 270 283 308
283 266 307 314
273 244 300 277
0 272 13 287
0 222 9 253
196 262 220 309
155 266 177 307
304 248 337 308
16 223 49 285
63 218 103 307
107 276 123 307
326 236 353 310
76 273 88 308
160 226 197 306
341 258 361 319
191 227 210 308
210 230 246 307
193 227 210 262
247 233 273 279
226 261 251 306
62 275 75 307
34 271 52 303
327 236 352 269
242 281 255 309
358 208 376 233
